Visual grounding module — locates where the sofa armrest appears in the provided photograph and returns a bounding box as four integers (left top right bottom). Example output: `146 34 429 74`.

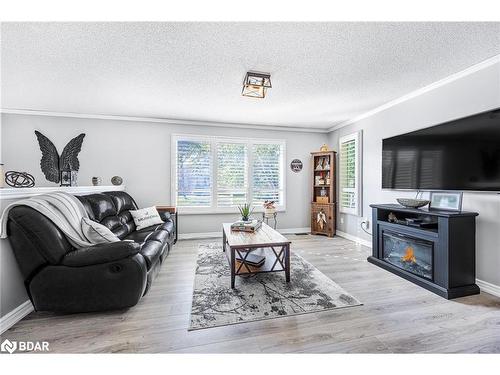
61 241 141 267
157 205 176 219
158 211 171 221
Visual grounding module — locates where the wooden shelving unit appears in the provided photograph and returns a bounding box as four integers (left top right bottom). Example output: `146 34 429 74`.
311 150 336 237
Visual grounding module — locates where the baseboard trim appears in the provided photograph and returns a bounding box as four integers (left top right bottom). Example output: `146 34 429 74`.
476 279 500 298
336 230 372 248
179 231 222 240
179 227 311 240
0 300 34 334
277 227 310 234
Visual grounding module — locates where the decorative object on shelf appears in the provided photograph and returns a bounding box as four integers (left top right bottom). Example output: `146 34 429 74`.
326 172 331 185
316 196 329 204
290 159 303 173
316 210 327 230
396 198 430 209
429 191 463 212
0 163 4 188
91 177 102 186
60 169 78 187
388 212 398 223
111 175 123 186
241 71 272 98
34 131 85 185
4 171 36 188
237 203 254 222
315 158 324 171
316 188 329 203
319 144 329 152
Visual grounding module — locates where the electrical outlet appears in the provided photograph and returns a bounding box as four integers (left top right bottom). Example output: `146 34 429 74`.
364 217 370 229
340 216 344 224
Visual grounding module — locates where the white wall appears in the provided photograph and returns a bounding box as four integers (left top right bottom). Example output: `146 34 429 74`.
329 61 500 287
0 113 326 318
1 114 326 232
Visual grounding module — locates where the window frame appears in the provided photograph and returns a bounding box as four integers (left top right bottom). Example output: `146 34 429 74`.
339 130 363 216
171 134 286 214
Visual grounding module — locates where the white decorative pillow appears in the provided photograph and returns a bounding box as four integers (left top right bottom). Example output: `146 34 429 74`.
81 217 120 244
130 206 164 231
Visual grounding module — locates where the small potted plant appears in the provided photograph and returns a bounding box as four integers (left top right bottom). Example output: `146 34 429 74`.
263 200 276 216
238 203 254 223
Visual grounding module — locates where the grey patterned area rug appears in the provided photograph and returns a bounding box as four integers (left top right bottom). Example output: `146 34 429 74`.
189 243 362 330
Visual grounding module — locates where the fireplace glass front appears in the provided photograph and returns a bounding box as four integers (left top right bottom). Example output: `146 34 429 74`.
382 231 433 280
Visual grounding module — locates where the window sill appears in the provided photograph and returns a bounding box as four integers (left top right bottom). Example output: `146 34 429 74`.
177 207 286 215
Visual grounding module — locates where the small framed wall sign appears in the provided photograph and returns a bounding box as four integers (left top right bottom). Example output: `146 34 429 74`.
290 159 303 173
429 191 463 211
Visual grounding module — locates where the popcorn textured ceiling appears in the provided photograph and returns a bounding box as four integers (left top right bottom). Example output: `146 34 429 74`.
1 22 499 129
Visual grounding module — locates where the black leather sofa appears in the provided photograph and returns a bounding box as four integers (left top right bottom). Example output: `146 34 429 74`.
6 191 175 313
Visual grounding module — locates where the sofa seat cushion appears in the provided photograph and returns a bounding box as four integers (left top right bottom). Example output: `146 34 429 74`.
123 227 156 243
140 240 165 270
123 225 171 270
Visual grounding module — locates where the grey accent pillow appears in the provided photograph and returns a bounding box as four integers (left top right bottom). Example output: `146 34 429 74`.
81 217 120 244
130 206 164 231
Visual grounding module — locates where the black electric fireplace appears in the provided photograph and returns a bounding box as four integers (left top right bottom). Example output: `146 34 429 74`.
368 204 479 299
382 231 433 281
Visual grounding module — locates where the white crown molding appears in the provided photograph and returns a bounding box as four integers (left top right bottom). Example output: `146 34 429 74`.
0 300 33 334
0 108 329 134
328 54 500 132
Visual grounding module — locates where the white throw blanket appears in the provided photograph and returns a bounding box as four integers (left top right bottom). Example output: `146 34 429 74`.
0 191 107 248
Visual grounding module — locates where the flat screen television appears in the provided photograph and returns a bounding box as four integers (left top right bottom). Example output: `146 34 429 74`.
382 107 500 191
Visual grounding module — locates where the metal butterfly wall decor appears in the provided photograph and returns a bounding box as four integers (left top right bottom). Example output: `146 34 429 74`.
34 131 86 184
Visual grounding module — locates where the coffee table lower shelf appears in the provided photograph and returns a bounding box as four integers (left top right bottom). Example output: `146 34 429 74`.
222 223 291 289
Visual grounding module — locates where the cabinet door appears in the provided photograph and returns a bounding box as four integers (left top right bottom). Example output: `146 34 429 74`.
311 204 335 235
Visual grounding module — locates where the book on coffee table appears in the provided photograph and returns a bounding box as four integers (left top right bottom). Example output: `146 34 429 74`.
235 253 266 267
230 219 262 232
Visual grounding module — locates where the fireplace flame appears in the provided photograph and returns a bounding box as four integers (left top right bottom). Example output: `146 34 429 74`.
401 246 417 263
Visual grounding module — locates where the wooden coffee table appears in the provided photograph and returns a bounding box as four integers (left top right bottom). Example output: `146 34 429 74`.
222 222 291 288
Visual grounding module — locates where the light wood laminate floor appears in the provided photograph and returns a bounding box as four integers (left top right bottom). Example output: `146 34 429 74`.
2 235 500 353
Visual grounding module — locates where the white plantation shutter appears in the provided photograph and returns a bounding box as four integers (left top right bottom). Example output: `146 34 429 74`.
252 143 284 206
175 139 212 207
172 135 285 212
217 142 248 207
339 131 362 215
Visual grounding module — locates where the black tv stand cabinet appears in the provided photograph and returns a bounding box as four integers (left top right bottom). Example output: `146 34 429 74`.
368 204 479 299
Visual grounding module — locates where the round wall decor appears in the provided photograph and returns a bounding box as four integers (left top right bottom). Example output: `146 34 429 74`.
290 159 303 173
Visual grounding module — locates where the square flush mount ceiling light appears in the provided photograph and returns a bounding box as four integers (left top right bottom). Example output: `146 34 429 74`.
242 71 272 98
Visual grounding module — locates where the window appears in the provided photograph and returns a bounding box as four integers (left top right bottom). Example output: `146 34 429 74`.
172 135 285 213
339 131 362 215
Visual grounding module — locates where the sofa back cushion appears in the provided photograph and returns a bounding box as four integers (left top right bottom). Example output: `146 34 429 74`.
7 206 74 278
77 191 138 239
